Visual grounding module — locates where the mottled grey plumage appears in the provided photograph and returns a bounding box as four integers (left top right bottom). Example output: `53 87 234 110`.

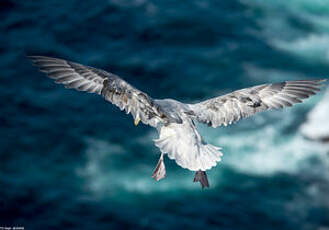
189 80 324 128
29 56 327 188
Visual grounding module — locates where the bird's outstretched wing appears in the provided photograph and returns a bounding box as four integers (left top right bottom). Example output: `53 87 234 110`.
189 80 327 128
29 56 167 127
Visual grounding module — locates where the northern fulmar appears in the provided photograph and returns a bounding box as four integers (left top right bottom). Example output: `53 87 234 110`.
29 56 327 188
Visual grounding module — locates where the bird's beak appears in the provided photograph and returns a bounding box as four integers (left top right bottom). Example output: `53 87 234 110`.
134 118 140 126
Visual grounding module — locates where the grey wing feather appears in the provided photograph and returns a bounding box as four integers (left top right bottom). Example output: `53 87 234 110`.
29 56 106 94
189 79 327 128
29 56 166 127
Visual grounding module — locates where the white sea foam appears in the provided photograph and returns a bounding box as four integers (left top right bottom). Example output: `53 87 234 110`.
77 136 200 196
242 0 329 65
216 126 329 175
75 138 126 196
300 86 329 140
274 34 329 64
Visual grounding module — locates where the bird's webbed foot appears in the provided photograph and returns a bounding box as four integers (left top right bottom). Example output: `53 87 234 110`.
152 152 166 181
193 170 210 189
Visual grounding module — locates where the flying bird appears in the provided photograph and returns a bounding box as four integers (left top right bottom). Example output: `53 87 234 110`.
29 56 327 188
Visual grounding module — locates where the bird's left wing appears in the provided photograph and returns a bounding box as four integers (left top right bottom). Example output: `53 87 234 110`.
189 79 327 128
29 56 167 127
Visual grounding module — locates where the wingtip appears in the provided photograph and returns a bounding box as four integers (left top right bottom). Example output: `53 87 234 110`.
27 55 62 66
317 79 328 88
27 55 48 60
314 79 327 84
27 55 40 59
27 55 44 64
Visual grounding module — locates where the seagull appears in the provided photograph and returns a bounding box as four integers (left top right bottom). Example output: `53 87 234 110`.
29 56 327 188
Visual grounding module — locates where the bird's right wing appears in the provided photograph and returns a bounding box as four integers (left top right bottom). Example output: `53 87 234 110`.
29 56 168 127
189 79 326 128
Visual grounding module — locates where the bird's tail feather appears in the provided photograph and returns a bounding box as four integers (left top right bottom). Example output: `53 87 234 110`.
154 122 223 171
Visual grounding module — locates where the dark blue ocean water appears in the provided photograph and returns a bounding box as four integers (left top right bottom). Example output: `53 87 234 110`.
1 0 329 229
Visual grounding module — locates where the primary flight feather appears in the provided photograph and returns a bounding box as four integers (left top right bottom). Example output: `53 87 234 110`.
29 56 327 188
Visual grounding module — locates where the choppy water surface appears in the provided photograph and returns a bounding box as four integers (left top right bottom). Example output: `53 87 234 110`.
1 0 329 229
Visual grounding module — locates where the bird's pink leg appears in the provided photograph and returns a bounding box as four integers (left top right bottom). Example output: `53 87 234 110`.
152 152 166 181
193 170 210 189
